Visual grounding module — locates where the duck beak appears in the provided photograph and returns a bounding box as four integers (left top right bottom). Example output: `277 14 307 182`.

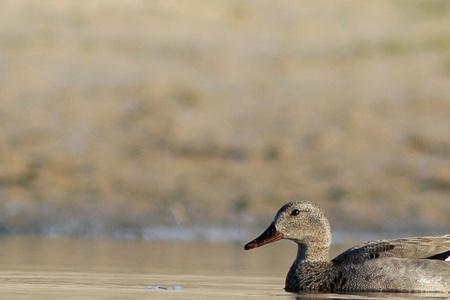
244 222 284 250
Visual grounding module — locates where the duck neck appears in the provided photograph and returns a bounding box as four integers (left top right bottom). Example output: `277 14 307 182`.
296 212 332 263
296 240 330 263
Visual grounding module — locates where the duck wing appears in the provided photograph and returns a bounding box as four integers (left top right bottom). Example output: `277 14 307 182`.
332 234 450 264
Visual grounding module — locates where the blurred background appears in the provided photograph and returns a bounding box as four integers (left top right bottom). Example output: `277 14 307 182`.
1 0 450 240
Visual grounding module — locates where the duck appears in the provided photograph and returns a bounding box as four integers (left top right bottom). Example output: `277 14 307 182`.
244 201 450 293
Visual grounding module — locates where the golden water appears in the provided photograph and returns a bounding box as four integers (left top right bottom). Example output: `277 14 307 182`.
0 237 446 299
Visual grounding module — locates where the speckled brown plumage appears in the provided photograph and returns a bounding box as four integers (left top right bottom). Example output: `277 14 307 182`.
245 201 450 293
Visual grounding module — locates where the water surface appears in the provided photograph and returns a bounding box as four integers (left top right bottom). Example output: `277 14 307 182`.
0 237 447 299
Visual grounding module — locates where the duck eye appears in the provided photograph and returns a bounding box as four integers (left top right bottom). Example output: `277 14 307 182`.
291 209 300 216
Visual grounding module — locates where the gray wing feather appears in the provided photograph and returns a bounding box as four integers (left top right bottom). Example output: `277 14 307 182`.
333 234 450 264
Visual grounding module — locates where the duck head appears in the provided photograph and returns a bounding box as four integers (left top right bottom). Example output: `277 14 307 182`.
244 201 331 250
